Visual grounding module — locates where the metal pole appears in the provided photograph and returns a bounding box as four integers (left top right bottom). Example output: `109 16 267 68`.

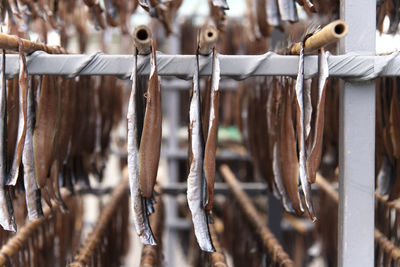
338 0 375 266
165 22 181 267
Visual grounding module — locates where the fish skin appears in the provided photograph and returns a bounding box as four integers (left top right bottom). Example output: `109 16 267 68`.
306 49 329 184
295 44 316 221
138 47 162 199
0 49 16 232
127 49 156 245
203 49 220 213
7 39 28 186
187 54 215 252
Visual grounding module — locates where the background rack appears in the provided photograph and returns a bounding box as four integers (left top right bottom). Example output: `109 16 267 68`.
0 0 381 266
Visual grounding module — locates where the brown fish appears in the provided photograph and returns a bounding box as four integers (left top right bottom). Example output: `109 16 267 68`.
306 49 329 183
0 49 16 231
7 39 28 186
278 78 303 215
203 49 220 213
33 75 58 189
139 45 162 198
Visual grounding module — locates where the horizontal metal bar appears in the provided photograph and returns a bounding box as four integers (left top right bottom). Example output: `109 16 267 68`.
162 182 268 196
163 149 250 161
3 52 400 80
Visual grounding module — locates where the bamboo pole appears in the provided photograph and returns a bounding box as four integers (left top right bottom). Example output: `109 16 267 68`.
0 190 70 265
0 32 63 54
198 26 218 56
69 170 129 267
219 164 294 267
289 20 348 55
133 25 152 55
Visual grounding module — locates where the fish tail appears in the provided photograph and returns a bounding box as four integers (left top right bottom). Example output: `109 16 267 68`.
141 196 157 245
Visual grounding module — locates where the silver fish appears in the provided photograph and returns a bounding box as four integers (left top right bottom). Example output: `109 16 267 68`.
277 0 298 22
0 49 15 232
295 43 315 221
266 0 280 26
22 76 43 220
187 53 215 252
7 39 28 186
127 49 156 246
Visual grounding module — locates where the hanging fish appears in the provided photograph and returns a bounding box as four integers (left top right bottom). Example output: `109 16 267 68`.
138 43 162 206
306 49 329 183
0 49 16 231
105 0 120 27
278 77 303 215
209 0 229 31
83 0 106 30
203 48 220 213
187 51 215 252
7 38 28 186
22 75 43 220
128 48 156 245
294 42 316 221
33 74 59 204
267 78 293 212
277 0 298 22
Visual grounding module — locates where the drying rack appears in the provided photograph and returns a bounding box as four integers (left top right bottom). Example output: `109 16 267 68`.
0 0 384 266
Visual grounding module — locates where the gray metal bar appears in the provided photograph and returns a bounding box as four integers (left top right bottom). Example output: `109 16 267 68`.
4 53 400 79
338 0 375 266
162 182 268 196
163 149 250 161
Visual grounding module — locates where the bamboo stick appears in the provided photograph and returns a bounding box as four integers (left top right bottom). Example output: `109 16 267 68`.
133 26 152 55
0 32 63 54
290 20 348 55
315 173 339 203
0 190 70 265
219 164 294 267
69 170 129 266
198 26 218 56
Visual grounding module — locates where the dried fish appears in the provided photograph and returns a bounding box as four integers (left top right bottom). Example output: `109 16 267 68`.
268 79 293 212
128 49 156 245
138 45 162 201
33 74 59 198
7 38 28 186
209 0 229 31
187 52 215 252
277 0 298 22
0 49 15 232
203 48 220 213
22 74 43 220
295 43 315 221
306 49 329 184
266 0 280 26
278 78 303 215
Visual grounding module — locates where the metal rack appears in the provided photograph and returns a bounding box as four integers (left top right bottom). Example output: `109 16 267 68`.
0 1 382 265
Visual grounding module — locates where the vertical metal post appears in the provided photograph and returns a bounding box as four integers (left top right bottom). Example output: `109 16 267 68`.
268 192 283 244
165 23 181 267
338 1 375 266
